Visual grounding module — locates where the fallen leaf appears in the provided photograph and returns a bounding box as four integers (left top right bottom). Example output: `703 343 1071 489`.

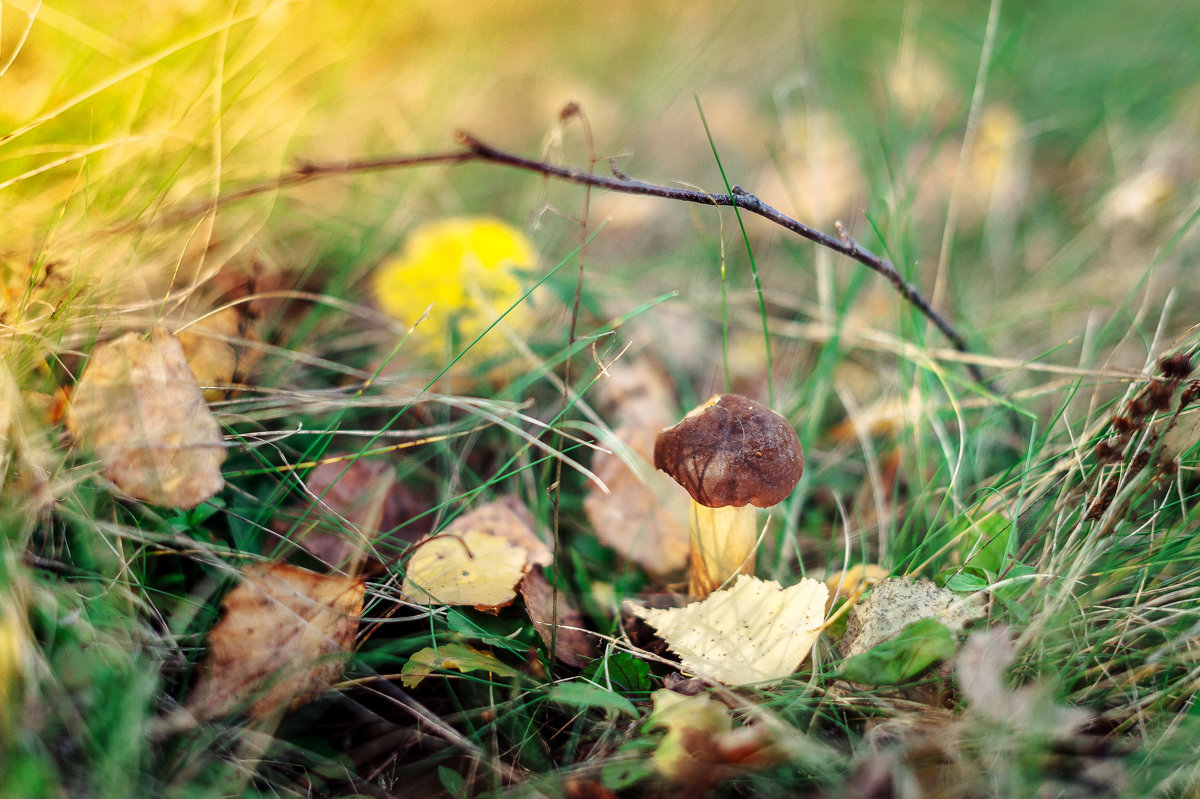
585 359 690 576
595 357 678 431
402 529 528 610
629 574 827 686
647 689 786 790
401 642 522 688
521 566 596 667
585 422 691 576
957 626 1091 737
185 563 365 721
176 305 263 402
66 325 225 509
837 577 987 660
547 681 637 717
294 458 396 572
446 496 552 567
839 617 957 685
825 563 890 611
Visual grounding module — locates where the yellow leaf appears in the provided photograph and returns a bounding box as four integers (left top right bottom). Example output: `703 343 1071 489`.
630 574 827 686
647 690 732 779
647 689 787 789
66 325 224 509
446 497 552 567
402 529 528 609
185 563 365 722
372 217 535 361
825 563 889 610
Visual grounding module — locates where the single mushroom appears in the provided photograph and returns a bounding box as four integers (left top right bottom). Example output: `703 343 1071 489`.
653 394 804 598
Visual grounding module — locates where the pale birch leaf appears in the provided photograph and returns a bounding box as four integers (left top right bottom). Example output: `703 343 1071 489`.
66 325 224 509
630 574 827 686
402 530 527 609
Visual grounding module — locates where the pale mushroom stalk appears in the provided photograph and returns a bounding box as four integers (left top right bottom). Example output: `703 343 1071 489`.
689 503 757 598
655 394 804 600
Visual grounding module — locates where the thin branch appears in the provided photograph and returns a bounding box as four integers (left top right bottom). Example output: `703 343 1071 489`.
183 132 988 386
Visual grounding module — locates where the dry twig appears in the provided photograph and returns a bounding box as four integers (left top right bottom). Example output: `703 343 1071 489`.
183 132 988 387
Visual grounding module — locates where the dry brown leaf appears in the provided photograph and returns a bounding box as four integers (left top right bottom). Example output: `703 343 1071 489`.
585 422 691 576
402 530 528 610
177 306 264 402
594 357 677 430
295 458 396 571
446 496 551 567
185 563 365 721
585 360 690 576
66 325 224 509
629 574 827 686
520 566 596 667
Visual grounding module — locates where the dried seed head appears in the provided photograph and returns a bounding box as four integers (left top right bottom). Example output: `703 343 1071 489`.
1159 353 1194 379
1148 380 1174 412
1112 415 1136 435
1182 380 1200 408
1094 440 1121 463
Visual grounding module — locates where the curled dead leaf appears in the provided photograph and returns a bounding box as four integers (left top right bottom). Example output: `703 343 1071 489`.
957 626 1091 737
837 577 986 660
185 563 365 722
66 325 225 509
647 689 787 791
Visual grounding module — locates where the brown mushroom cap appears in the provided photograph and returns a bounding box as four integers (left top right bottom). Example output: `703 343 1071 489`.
653 394 804 508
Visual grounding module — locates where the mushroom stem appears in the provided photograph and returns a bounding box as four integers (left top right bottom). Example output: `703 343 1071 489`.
688 503 757 599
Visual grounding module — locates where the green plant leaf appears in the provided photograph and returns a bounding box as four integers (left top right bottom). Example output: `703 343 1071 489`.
547 681 638 717
400 643 522 688
944 570 990 593
445 611 531 653
438 765 466 797
580 650 652 693
839 618 956 685
601 750 656 790
959 512 1014 574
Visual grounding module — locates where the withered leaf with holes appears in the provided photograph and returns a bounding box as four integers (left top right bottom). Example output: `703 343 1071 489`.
185 563 365 721
445 496 553 567
66 324 224 509
402 529 528 610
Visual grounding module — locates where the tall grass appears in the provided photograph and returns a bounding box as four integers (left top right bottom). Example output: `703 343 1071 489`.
3 1 1200 796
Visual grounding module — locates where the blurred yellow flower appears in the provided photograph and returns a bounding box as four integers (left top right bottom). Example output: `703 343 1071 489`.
373 217 536 361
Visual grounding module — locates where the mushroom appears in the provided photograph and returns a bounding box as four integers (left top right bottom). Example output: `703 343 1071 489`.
653 394 804 598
